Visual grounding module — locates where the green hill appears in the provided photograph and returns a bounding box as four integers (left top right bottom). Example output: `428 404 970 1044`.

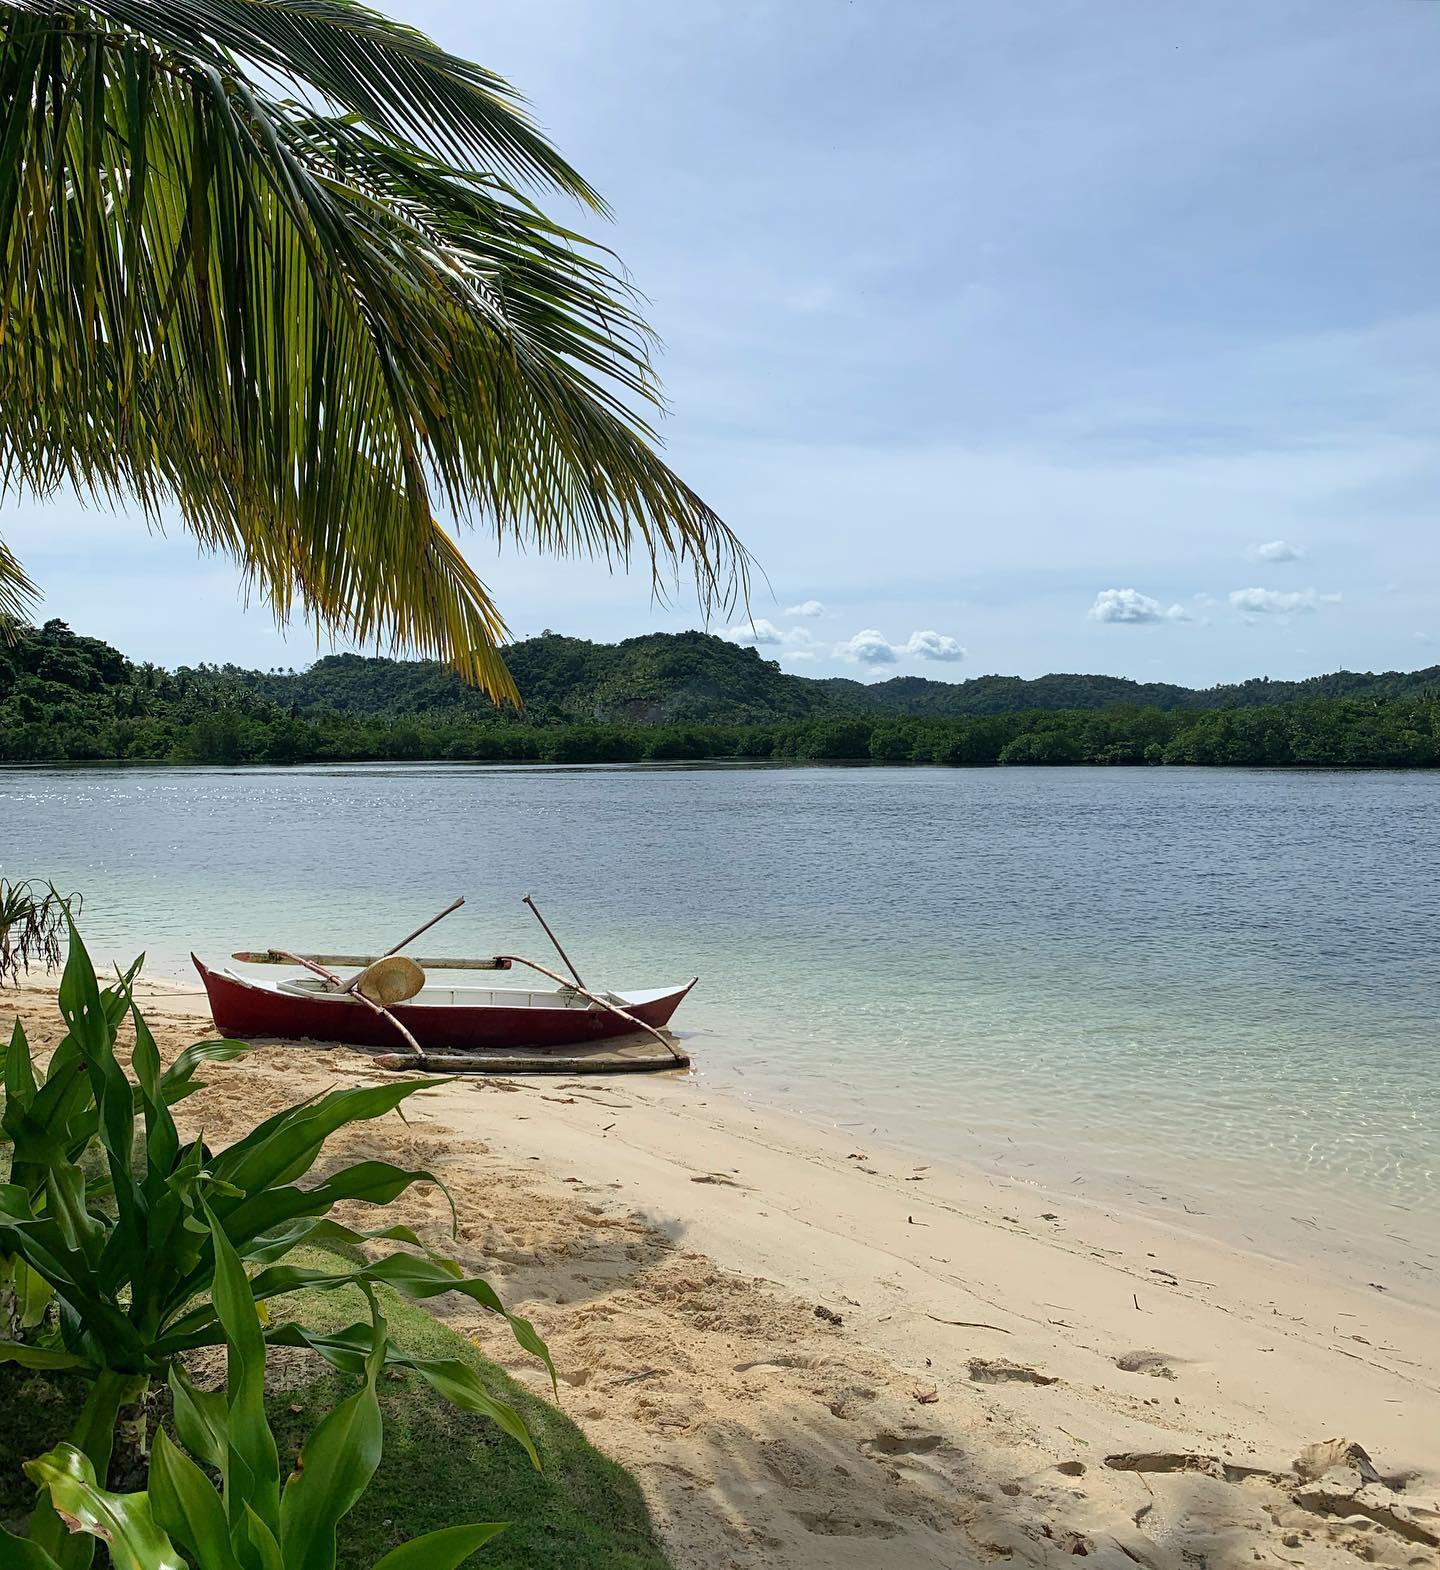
6 619 1440 728
225 631 1440 722
225 631 829 723
3 620 1439 770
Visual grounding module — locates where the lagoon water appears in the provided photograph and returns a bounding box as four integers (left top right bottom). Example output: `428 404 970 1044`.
4 762 1437 1296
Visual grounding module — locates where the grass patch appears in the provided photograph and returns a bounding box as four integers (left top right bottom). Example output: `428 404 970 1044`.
0 1366 90 1531
271 1276 673 1570
1 1269 673 1570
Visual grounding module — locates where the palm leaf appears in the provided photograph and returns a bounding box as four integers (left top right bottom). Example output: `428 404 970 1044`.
0 0 748 694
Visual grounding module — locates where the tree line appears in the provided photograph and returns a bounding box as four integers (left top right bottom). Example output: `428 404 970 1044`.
4 623 1439 769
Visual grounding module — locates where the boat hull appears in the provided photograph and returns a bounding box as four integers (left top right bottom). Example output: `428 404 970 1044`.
192 957 695 1052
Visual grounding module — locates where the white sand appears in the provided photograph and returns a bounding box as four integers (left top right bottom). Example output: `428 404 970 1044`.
9 981 1440 1570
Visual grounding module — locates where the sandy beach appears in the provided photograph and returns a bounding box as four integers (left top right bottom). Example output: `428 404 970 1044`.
7 978 1438 1570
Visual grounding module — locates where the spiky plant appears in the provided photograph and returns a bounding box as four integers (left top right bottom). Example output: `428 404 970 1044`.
0 880 74 987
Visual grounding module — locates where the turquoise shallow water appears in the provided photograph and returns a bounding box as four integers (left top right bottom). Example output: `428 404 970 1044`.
4 762 1437 1296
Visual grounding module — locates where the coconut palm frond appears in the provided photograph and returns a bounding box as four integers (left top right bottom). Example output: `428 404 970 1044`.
0 539 37 622
0 0 748 692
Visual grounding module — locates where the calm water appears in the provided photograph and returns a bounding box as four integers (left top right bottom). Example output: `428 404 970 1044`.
4 763 1437 1296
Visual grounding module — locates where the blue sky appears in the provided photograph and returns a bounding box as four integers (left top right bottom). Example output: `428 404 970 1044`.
7 0 1440 684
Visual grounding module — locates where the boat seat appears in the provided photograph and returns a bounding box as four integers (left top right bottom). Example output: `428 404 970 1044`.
276 976 342 997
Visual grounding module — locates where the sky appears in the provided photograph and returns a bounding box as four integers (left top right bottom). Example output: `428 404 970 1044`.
6 0 1440 686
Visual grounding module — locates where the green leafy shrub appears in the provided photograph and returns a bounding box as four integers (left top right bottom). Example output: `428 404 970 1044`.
0 920 549 1568
3 1208 505 1570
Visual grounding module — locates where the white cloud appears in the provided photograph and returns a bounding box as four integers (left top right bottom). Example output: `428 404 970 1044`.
1415 632 1432 646
835 628 901 665
719 617 785 645
719 618 818 648
833 627 966 665
784 599 826 618
1251 539 1306 563
904 629 966 662
1088 589 1192 625
1227 587 1340 615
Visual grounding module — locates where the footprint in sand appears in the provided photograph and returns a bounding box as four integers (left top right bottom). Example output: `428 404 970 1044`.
794 1510 900 1539
968 1357 1058 1386
734 1353 837 1373
1115 1349 1179 1380
862 1432 945 1458
860 1431 959 1488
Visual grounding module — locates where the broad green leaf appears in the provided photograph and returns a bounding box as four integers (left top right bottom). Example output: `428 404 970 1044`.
263 1323 537 1470
242 1218 436 1268
42 1162 105 1270
23 1445 184 1570
278 1294 388 1570
210 1083 429 1200
54 915 108 1057
0 1341 89 1370
249 1251 553 1385
149 1430 238 1570
0 1185 36 1222
203 1206 280 1538
130 1006 180 1184
159 1041 248 1106
168 1363 228 1474
403 1359 538 1471
16 1256 55 1328
370 1524 507 1570
238 1505 284 1570
0 1521 62 1569
3 1016 36 1111
220 1159 451 1252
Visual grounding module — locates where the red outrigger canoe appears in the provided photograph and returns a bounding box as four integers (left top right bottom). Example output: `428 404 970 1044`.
193 955 697 1054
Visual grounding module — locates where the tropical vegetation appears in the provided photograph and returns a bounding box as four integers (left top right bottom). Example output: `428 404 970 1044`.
1 1275 673 1570
0 0 744 696
10 1246 509 1570
0 918 556 1568
4 620 1440 770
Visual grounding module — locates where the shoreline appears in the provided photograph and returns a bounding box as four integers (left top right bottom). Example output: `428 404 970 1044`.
679 1056 1440 1317
134 978 1439 1313
9 978 1439 1569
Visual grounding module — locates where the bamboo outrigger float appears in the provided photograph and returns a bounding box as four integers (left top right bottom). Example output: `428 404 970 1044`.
193 895 695 1073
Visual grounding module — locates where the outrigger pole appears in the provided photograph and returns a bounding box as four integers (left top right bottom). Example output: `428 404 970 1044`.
522 893 586 988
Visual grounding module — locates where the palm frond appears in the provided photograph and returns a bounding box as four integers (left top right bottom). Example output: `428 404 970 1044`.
0 0 748 693
0 538 37 621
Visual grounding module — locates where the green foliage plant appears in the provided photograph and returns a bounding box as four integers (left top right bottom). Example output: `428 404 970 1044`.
1 1209 505 1570
0 919 549 1568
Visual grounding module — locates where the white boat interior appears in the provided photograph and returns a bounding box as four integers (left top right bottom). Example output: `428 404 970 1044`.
224 967 681 1012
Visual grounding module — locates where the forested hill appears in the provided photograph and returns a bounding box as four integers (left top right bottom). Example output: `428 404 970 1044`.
226 631 1440 719
6 621 1440 769
234 631 829 723
5 621 1440 726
